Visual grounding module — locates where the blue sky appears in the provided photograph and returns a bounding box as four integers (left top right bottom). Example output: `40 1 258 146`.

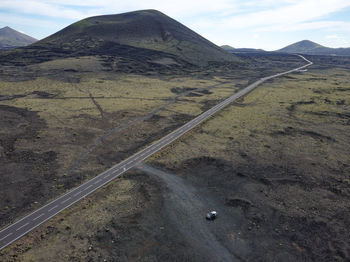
0 0 349 50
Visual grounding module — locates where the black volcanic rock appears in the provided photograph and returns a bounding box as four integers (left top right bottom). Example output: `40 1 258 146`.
34 9 238 66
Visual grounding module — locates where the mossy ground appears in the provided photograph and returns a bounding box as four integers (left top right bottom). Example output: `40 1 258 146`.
149 64 350 261
1 53 338 261
1 55 251 228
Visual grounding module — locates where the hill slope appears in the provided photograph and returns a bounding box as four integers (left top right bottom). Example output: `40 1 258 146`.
278 40 350 56
0 26 37 49
13 10 236 66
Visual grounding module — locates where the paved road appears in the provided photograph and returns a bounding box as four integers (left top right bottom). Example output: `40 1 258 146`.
0 55 312 250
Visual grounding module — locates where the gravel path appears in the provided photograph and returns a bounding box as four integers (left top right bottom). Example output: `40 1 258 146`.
137 163 248 262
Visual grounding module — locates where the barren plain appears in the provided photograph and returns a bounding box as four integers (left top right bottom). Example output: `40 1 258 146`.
1 54 349 261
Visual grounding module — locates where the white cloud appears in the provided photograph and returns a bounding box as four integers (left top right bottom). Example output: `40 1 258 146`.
256 21 350 32
192 0 350 30
324 34 349 48
0 0 240 20
326 34 340 39
0 0 90 20
1 0 350 47
2 0 350 30
0 11 64 28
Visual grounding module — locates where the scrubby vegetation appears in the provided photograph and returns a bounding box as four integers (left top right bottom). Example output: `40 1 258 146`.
1 48 348 261
0 52 303 230
150 57 350 261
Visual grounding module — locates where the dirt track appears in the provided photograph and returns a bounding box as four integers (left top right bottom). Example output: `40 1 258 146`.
137 163 249 261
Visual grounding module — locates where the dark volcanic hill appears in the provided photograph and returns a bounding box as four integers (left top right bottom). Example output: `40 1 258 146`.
0 26 37 49
0 10 237 66
278 40 350 56
43 9 237 65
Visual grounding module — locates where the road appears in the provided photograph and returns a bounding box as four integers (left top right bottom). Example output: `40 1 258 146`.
0 55 312 251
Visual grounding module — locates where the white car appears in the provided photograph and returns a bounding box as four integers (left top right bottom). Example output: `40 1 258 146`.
206 211 217 220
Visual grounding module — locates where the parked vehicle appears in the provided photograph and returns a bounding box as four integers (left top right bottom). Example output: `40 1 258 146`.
206 211 217 220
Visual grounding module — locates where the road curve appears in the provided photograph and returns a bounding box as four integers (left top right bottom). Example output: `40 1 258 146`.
0 55 312 251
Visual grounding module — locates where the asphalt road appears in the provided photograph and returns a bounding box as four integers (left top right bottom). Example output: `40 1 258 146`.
0 55 313 251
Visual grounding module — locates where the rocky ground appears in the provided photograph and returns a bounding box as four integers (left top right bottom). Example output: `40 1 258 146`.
2 54 348 261
0 52 303 229
149 55 350 261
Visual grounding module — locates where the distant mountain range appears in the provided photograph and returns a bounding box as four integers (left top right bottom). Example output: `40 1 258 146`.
221 45 266 53
221 45 235 51
222 40 350 56
277 40 350 56
0 26 37 49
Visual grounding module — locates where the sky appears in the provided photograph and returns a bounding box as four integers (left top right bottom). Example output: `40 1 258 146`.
0 0 350 50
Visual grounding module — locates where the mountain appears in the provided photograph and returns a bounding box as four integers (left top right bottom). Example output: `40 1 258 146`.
278 40 350 56
234 48 266 53
0 26 37 49
278 40 323 53
222 45 266 53
2 10 237 66
221 45 235 51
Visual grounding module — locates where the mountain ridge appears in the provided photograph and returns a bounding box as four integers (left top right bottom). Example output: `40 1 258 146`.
0 26 37 49
221 45 235 51
278 40 350 56
222 45 266 53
